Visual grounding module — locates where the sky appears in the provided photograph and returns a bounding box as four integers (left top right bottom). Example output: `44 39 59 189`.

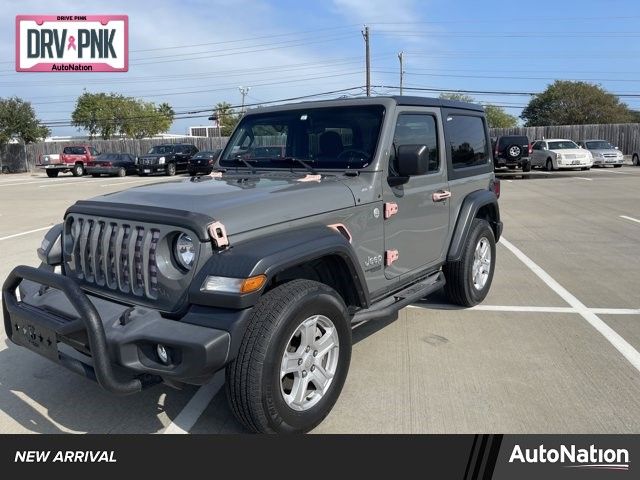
2 0 640 136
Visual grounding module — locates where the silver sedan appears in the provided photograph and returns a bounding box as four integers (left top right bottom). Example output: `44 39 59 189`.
577 140 624 168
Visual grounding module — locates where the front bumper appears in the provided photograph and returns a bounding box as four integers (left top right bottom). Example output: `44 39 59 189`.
593 158 623 165
2 266 248 394
138 164 165 174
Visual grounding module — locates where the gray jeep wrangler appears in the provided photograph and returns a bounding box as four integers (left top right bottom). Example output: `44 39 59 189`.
2 96 501 433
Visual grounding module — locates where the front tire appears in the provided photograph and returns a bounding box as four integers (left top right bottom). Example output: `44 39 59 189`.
117 167 126 177
443 218 496 307
165 162 176 176
546 159 554 171
226 279 351 433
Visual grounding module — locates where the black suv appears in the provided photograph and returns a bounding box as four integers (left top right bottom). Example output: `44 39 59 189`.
492 135 531 172
138 144 199 176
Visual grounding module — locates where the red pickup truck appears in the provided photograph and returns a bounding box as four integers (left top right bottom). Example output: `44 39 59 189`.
37 145 100 177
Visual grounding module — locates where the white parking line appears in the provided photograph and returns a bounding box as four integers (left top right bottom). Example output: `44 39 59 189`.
408 304 640 315
500 236 640 372
37 178 113 188
590 168 632 175
0 225 51 242
620 215 640 225
161 372 225 434
575 177 593 181
100 178 164 188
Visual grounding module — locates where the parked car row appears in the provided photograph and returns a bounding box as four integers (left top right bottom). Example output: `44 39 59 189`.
492 135 628 172
36 144 223 178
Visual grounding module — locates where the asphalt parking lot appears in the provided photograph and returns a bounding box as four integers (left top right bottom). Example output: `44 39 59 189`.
0 166 639 434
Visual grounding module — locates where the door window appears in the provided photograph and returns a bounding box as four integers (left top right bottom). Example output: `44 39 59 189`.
391 114 439 175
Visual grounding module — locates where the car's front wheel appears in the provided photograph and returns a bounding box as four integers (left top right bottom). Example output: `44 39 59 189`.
226 279 351 433
546 159 554 171
443 218 496 307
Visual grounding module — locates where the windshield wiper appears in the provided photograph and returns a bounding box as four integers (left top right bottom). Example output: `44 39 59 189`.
280 156 317 174
232 155 258 174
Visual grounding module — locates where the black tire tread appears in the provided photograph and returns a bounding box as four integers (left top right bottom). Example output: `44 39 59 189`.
226 279 340 433
443 218 495 307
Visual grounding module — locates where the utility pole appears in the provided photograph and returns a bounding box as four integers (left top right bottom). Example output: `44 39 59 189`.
398 51 404 95
361 25 370 96
238 86 251 115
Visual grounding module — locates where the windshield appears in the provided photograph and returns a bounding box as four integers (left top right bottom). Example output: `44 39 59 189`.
147 145 174 155
219 105 385 170
548 141 579 150
586 141 614 150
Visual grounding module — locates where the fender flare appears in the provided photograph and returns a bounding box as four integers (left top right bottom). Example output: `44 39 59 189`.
189 225 370 309
447 189 501 262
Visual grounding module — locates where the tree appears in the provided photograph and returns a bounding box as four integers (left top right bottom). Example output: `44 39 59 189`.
0 97 50 145
439 93 517 128
71 92 175 139
484 105 517 128
521 81 632 126
213 102 240 136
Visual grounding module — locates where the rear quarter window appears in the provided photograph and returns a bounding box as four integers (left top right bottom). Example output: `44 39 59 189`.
446 115 489 169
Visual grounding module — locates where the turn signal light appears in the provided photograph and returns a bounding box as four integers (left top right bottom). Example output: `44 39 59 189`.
241 275 267 293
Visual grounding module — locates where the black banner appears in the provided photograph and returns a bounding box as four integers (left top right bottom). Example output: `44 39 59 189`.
0 434 636 478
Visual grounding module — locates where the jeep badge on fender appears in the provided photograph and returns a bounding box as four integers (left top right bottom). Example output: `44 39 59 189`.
15 15 128 72
2 96 502 433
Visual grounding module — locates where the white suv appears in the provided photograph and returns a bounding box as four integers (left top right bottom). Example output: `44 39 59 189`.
530 139 593 171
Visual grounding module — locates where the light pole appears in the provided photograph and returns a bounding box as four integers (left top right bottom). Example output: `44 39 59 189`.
398 51 404 95
238 86 251 115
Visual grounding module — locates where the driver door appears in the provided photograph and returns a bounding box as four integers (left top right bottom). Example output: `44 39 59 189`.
382 108 450 280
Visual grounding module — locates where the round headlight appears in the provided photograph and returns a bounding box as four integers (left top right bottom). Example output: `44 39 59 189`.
174 233 195 270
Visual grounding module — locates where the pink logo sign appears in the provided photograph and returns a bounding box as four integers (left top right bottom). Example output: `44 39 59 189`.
16 15 128 72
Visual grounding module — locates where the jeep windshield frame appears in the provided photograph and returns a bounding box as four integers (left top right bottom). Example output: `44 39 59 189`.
219 105 385 171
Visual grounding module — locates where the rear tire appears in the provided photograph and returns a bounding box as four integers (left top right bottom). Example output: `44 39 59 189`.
91 173 100 178
46 170 59 178
72 163 84 177
633 154 639 166
522 161 531 173
443 218 496 307
614 164 622 168
226 279 351 433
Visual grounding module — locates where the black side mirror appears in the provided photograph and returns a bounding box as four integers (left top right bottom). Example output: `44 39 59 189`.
397 144 429 177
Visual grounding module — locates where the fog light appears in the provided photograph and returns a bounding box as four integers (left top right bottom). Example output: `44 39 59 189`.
156 344 170 364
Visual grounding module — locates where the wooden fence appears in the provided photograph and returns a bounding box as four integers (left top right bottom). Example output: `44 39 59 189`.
490 123 640 156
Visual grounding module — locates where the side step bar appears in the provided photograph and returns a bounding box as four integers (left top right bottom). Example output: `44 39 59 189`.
351 271 445 324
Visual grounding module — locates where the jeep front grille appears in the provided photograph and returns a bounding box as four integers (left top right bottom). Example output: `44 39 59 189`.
67 217 160 299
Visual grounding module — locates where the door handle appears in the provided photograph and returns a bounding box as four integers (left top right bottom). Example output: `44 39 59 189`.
432 190 451 202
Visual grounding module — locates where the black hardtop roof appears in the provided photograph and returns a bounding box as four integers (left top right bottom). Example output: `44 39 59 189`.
244 95 484 115
389 95 484 112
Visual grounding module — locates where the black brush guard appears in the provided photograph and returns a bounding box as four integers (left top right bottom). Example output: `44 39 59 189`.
3 265 143 395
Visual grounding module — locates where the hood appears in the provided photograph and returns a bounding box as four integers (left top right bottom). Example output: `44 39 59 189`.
140 153 170 159
588 148 620 155
550 149 587 155
87 174 357 236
